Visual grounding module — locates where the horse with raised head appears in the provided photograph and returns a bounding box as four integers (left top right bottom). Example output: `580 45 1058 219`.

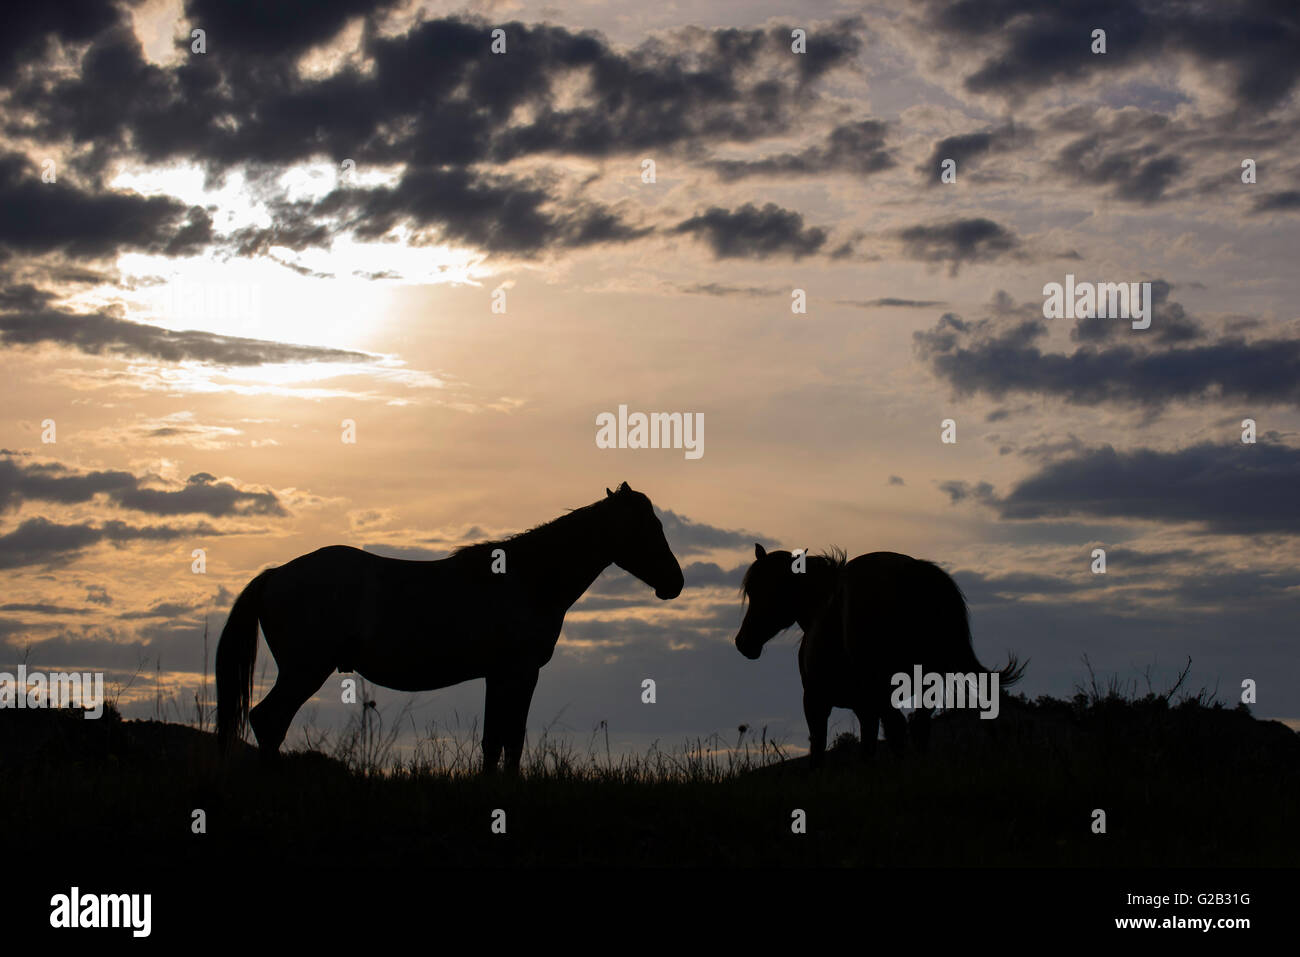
735 544 1024 768
217 482 684 773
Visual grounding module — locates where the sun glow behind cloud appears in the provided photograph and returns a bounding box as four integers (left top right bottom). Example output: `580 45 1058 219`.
92 162 490 350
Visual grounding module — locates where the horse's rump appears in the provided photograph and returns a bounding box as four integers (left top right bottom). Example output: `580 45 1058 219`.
817 552 982 675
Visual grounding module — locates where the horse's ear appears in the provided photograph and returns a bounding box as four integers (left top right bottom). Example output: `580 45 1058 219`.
755 543 766 559
606 487 615 498
618 481 630 492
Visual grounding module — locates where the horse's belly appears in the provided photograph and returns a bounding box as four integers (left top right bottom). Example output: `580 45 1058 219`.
350 619 553 691
350 629 492 691
353 660 478 693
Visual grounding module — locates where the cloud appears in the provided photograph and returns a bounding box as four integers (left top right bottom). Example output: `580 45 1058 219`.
0 14 867 267
836 297 946 309
915 0 1300 111
656 508 767 558
0 516 224 569
708 120 893 181
674 203 827 259
678 282 784 298
939 479 994 505
0 0 122 83
896 218 1023 274
0 454 287 518
324 166 650 255
0 153 212 259
919 122 1031 184
11 15 857 178
0 602 92 615
949 442 1300 536
113 471 286 518
914 292 1300 411
1056 134 1183 204
182 0 401 59
0 296 373 366
1252 190 1300 213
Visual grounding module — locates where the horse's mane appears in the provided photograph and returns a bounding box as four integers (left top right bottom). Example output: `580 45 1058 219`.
817 546 848 571
450 496 608 561
741 545 847 597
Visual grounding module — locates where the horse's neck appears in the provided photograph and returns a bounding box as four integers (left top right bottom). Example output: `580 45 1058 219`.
795 558 841 631
525 504 613 611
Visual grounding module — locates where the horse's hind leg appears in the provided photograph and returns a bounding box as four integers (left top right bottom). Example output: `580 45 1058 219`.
880 705 907 758
249 655 335 761
803 691 832 770
908 707 932 753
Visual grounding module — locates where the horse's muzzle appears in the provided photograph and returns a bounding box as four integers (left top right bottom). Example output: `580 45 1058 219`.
655 572 684 600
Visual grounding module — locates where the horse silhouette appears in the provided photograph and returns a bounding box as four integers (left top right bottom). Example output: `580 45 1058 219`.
735 545 1024 769
216 482 684 773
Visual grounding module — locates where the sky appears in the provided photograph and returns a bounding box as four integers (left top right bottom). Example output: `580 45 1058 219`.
2 0 1298 760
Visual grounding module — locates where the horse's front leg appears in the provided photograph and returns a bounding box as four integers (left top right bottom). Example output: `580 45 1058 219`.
482 668 539 775
803 690 831 770
853 704 880 762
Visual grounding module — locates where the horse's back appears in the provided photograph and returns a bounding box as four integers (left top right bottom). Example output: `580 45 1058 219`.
835 551 970 669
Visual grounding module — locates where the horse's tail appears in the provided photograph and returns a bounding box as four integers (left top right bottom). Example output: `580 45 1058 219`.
995 654 1028 689
216 569 270 755
920 559 1028 688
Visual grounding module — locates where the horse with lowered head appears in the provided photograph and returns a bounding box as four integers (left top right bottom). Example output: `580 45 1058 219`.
217 482 684 773
736 544 1024 769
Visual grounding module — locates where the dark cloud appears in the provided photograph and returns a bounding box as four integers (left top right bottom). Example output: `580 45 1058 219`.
678 282 782 297
182 0 401 59
0 153 212 259
114 472 286 518
0 455 135 512
1252 190 1300 213
10 16 855 176
117 596 214 620
0 602 92 615
0 454 286 518
326 166 649 255
1056 134 1183 204
577 560 744 608
896 218 1023 274
953 442 1300 536
0 0 122 84
0 297 372 366
656 509 766 559
682 560 747 589
708 120 893 181
85 585 112 606
1068 280 1203 345
674 203 827 259
0 516 224 569
0 14 864 265
919 122 1031 184
918 0 1300 111
939 479 995 505
837 297 947 308
915 293 1300 410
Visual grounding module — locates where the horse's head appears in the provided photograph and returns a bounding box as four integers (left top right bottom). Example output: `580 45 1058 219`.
604 482 684 600
735 543 800 659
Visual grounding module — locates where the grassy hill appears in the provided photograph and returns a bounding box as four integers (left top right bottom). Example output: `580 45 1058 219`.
3 686 1297 868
